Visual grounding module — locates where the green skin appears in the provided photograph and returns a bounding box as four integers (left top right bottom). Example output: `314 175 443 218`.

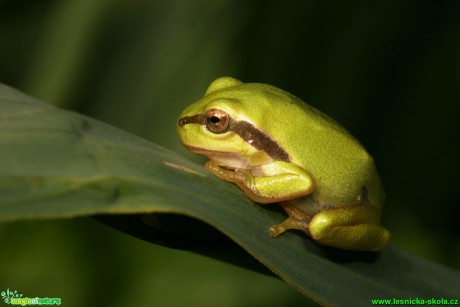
177 77 390 251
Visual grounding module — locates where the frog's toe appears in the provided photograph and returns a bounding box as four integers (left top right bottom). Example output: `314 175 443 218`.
269 217 310 237
269 224 286 237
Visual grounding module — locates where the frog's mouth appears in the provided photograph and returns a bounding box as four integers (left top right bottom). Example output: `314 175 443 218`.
183 145 255 170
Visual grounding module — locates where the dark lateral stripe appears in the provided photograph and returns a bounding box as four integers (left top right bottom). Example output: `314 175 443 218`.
178 114 206 126
231 121 290 161
178 115 290 161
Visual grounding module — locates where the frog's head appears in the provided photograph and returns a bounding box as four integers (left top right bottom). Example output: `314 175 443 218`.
177 77 288 169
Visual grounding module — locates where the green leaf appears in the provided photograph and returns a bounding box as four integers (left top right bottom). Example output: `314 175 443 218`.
1 83 459 306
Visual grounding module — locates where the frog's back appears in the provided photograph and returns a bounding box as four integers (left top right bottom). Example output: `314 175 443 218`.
245 83 385 208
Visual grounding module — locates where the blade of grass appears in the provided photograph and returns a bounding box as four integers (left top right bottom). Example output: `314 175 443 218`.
1 83 459 305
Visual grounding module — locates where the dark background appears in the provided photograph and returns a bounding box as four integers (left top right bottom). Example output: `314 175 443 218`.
1 1 459 306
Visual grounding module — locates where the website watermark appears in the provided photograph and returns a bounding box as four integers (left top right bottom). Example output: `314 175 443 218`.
1 289 61 306
371 297 459 305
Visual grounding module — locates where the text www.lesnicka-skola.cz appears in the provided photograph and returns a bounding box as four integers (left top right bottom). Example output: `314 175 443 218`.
371 297 459 305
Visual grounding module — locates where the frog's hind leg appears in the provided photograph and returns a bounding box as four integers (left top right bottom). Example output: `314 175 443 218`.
309 205 390 251
268 202 313 237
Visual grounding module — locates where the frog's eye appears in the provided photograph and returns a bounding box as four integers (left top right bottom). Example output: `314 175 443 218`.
205 109 230 134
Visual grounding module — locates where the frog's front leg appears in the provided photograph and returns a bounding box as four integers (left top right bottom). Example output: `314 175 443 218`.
205 160 314 203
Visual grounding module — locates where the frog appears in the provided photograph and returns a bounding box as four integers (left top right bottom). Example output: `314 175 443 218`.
176 77 390 251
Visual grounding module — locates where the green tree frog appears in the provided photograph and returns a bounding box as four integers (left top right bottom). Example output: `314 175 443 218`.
177 77 390 251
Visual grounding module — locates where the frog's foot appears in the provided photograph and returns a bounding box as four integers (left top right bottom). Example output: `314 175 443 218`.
269 217 310 237
268 202 312 237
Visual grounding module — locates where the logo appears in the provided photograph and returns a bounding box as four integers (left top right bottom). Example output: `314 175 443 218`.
1 289 61 306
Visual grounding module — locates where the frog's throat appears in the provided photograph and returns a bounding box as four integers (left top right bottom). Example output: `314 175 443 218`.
179 114 290 162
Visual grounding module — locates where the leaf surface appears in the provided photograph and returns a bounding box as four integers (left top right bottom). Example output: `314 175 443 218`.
1 83 459 305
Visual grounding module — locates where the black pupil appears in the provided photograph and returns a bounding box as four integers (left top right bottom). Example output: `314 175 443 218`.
210 116 220 124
